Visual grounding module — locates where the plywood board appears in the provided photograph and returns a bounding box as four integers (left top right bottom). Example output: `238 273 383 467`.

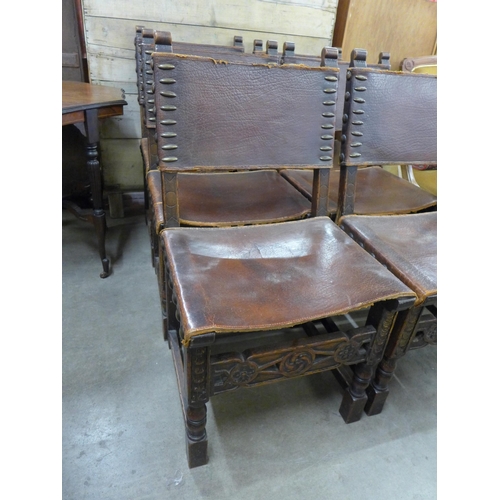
333 0 436 67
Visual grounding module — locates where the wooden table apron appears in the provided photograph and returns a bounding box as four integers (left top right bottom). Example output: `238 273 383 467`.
62 81 127 278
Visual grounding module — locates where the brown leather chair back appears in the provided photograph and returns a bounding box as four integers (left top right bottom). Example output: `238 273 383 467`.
281 43 390 132
152 51 340 225
337 54 436 219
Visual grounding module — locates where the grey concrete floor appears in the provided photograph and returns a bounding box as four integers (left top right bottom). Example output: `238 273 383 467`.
62 209 437 500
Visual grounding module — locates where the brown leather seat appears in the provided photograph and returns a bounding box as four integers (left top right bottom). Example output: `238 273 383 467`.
335 58 437 417
339 213 437 304
152 50 416 468
282 166 436 216
147 169 310 227
164 217 413 340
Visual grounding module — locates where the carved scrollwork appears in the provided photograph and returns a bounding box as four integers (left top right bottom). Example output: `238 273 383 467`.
189 347 209 405
211 327 375 395
228 361 259 385
333 341 360 363
366 308 396 364
280 350 315 377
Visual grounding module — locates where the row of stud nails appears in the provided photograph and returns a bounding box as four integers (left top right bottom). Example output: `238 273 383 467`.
339 71 369 160
157 63 178 163
320 73 338 161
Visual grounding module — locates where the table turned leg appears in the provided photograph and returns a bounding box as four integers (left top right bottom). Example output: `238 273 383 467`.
85 108 110 278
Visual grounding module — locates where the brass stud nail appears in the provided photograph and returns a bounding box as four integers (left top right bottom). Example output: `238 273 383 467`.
354 86 367 91
320 156 333 161
146 80 153 85
158 64 175 70
323 88 337 93
162 144 178 150
148 117 156 122
162 157 178 162
352 120 364 125
349 153 361 158
325 76 338 82
350 142 362 147
145 50 153 55
321 135 334 140
323 100 335 106
321 124 334 129
146 70 153 75
345 92 350 101
355 75 367 81
160 78 176 84
320 146 333 151
353 98 365 103
352 110 364 114
160 120 177 125
160 91 177 97
161 105 177 111
322 112 335 117
351 131 363 136
161 132 177 138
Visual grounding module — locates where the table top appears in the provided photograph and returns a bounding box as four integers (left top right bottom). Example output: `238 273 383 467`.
62 81 127 114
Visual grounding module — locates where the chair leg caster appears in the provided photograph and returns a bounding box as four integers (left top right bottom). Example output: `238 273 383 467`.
339 390 367 423
364 384 389 416
186 435 208 468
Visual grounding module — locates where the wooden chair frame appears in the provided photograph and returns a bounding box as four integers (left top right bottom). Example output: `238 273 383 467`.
152 51 417 467
335 52 437 416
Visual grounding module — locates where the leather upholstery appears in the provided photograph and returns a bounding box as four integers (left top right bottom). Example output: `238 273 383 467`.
339 212 437 305
342 69 437 167
147 169 310 227
153 54 339 171
162 217 415 339
281 166 436 215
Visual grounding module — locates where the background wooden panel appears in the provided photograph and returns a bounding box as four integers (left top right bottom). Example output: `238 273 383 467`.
80 0 339 190
332 0 437 67
84 16 331 60
82 0 337 38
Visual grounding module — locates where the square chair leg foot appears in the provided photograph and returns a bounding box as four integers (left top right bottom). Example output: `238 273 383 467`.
339 390 367 423
186 435 208 468
364 384 390 416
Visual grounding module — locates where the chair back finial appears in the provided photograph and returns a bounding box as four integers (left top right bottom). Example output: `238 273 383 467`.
350 48 367 68
253 39 263 53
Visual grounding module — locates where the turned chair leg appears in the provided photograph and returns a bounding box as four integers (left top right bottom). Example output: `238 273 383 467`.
365 306 423 416
364 357 397 415
339 300 401 423
185 404 208 468
339 362 373 423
